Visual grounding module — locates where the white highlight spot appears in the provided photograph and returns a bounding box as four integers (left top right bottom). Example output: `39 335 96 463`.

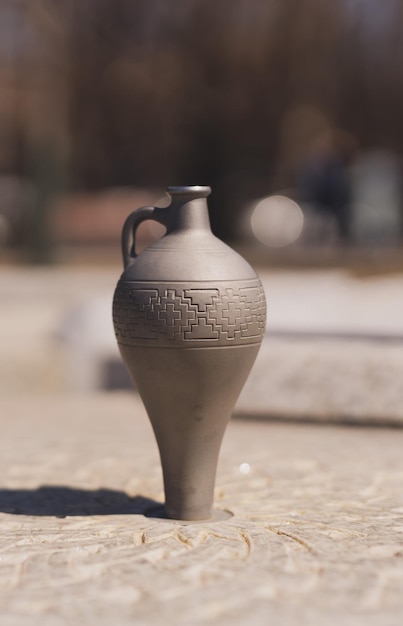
239 462 251 475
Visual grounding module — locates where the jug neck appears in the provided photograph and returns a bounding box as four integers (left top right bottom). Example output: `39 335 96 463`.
166 186 212 232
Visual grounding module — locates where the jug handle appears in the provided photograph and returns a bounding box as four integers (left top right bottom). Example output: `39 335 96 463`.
121 206 166 268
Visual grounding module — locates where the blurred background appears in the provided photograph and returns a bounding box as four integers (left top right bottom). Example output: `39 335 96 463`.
1 0 403 422
1 0 403 256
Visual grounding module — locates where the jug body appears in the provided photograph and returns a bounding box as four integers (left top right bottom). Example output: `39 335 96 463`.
113 186 266 520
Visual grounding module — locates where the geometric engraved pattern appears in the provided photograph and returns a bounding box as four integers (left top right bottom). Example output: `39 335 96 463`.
113 280 266 347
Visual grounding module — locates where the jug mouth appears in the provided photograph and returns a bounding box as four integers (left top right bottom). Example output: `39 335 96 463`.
167 185 211 198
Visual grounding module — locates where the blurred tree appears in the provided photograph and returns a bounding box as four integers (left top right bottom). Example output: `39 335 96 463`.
1 0 403 242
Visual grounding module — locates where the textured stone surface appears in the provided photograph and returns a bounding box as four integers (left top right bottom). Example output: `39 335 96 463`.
1 393 403 625
238 335 403 424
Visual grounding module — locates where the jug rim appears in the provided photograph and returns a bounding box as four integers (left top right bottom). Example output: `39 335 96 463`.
167 185 211 197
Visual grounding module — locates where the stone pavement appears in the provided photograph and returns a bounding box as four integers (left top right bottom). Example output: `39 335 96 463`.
1 264 403 624
1 393 403 626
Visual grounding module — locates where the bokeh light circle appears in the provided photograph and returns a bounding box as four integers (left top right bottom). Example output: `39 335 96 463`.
251 195 304 247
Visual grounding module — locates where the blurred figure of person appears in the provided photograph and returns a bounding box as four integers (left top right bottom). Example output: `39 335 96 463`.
0 176 35 248
297 130 357 244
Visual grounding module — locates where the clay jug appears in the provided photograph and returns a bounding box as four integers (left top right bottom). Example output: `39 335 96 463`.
113 186 266 520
